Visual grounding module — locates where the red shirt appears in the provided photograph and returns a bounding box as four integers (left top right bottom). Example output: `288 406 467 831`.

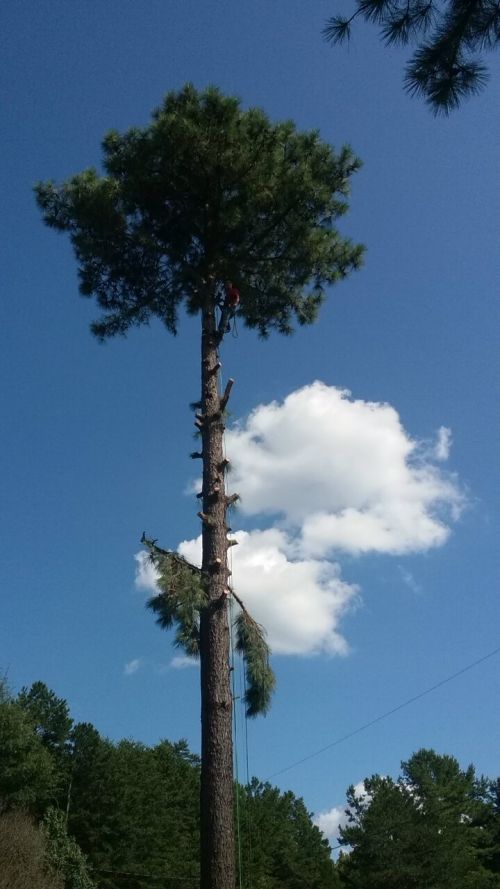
226 284 240 306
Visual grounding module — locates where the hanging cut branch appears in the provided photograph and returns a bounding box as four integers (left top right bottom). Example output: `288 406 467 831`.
234 609 275 717
141 532 274 716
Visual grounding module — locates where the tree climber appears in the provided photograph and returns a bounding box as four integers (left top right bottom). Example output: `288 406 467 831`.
217 281 240 338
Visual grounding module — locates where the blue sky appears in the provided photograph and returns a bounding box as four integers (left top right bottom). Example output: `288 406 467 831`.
2 0 500 840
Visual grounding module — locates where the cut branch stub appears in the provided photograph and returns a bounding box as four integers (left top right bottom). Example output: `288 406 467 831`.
226 493 240 506
197 511 214 525
205 360 221 376
219 378 235 413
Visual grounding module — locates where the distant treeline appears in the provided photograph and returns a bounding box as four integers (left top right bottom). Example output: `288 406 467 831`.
1 680 499 888
0 681 336 889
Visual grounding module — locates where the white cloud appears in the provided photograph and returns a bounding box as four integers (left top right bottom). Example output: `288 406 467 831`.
314 806 348 844
179 530 358 655
171 655 199 669
226 382 463 557
134 551 160 592
134 382 463 658
124 658 141 676
315 782 369 845
398 566 422 595
434 426 452 461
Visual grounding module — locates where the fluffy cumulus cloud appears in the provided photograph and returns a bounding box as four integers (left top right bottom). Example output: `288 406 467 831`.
226 383 463 557
134 382 463 657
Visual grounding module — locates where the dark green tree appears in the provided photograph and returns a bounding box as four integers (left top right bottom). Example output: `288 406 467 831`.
66 723 121 879
54 723 201 889
483 779 500 876
17 682 75 814
324 0 497 113
0 692 57 815
35 83 362 889
17 682 73 754
239 779 341 889
338 749 500 888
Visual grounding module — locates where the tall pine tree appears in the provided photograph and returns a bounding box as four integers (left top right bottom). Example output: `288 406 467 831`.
35 84 362 889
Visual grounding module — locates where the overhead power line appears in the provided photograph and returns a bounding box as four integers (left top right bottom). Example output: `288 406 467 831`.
267 643 500 780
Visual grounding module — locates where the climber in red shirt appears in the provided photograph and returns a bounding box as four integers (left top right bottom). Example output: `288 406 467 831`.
218 281 240 337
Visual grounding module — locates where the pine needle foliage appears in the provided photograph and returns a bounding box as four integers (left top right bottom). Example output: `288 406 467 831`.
146 549 207 657
145 544 275 716
234 611 276 718
34 84 363 341
324 0 496 112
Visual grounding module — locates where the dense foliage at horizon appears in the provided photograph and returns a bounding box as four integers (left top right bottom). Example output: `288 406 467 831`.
1 678 500 888
0 680 338 889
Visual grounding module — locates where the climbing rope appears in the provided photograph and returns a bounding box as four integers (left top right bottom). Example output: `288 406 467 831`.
217 356 244 889
229 594 244 889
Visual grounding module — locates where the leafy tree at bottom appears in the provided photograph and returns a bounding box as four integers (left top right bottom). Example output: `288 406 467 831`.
238 780 342 889
0 688 57 815
42 807 95 889
338 748 500 888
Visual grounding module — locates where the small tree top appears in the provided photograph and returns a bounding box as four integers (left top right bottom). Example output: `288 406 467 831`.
35 84 363 340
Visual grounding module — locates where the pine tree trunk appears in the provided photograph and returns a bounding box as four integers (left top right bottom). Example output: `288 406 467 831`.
199 301 235 889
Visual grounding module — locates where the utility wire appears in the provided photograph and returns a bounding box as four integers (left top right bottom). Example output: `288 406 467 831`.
230 597 244 889
267 643 500 780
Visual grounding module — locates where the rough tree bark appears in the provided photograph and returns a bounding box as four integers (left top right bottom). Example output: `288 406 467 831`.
199 296 235 889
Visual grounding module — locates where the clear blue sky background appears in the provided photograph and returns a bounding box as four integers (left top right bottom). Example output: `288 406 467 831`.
1 0 500 831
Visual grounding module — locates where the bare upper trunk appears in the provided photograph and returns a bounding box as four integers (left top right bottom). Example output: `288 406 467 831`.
199 301 235 889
